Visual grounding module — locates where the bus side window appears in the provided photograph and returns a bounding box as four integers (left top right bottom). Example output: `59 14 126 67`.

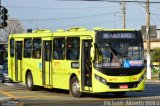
53 38 65 60
35 50 40 58
10 39 15 57
24 38 32 58
66 37 80 60
54 51 59 59
33 38 41 59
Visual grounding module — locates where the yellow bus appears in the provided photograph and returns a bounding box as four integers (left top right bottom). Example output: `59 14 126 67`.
8 28 145 97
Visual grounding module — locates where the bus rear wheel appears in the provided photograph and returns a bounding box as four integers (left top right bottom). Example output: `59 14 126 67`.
70 77 83 97
26 72 36 91
113 92 126 97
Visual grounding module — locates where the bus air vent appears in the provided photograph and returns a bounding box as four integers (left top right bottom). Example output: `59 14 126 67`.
56 29 65 32
27 29 32 33
93 27 104 31
33 29 52 33
68 27 87 31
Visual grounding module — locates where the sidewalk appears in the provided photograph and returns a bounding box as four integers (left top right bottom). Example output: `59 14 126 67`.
144 73 160 82
145 79 160 82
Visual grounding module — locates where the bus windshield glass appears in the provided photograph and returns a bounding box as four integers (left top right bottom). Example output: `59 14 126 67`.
94 31 143 69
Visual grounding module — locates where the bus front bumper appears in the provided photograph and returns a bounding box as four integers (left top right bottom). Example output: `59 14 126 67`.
92 74 145 93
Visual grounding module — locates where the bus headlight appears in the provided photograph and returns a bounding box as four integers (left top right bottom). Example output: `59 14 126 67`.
139 73 145 83
95 74 107 85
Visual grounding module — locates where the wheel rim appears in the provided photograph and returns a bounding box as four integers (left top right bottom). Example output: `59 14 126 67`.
72 81 80 94
27 75 32 88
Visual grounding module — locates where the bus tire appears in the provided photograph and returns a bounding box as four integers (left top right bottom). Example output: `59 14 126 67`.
26 72 36 91
70 77 83 97
113 92 126 97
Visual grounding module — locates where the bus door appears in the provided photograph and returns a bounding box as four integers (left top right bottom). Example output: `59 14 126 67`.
81 40 92 91
15 41 23 81
42 41 52 86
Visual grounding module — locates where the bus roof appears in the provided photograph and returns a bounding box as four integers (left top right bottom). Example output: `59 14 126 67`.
9 27 139 39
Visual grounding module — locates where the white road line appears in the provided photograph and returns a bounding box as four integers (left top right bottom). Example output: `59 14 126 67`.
3 83 15 86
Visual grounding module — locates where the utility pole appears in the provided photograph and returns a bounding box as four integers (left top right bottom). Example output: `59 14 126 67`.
121 0 126 29
146 0 151 79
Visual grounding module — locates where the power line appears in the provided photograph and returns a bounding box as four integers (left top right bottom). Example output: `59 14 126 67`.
66 0 160 3
7 11 119 22
134 0 145 9
150 13 160 16
28 17 145 30
4 5 120 10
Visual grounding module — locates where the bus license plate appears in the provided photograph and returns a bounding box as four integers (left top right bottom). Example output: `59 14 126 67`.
119 85 128 89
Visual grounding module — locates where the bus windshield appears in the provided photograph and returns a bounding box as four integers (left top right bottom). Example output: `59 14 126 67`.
94 31 144 69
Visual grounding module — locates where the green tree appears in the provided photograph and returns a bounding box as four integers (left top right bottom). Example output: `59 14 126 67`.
151 48 160 62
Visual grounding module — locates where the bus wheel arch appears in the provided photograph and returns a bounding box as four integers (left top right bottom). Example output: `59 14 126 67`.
69 74 83 97
25 70 36 91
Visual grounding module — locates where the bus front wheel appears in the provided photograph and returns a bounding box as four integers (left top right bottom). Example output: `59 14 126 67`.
70 77 83 97
26 72 36 91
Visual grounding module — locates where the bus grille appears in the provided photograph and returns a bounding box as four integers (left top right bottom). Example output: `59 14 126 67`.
107 82 138 89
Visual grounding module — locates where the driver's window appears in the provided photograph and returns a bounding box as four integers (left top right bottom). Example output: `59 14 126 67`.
128 46 142 60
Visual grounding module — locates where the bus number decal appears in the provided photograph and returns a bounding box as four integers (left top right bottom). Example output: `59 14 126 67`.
54 62 60 66
109 78 117 82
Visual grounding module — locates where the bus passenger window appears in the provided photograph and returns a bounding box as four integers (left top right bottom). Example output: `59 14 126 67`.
33 38 41 59
24 38 32 58
35 50 40 58
54 51 59 59
66 37 80 60
53 38 65 60
10 39 14 57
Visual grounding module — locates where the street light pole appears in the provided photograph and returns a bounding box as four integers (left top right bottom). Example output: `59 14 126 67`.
121 0 126 29
146 0 151 79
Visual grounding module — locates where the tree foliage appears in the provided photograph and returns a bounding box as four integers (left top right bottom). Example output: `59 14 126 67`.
151 48 160 62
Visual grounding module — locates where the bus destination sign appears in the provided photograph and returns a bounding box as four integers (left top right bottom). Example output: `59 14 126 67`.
102 32 135 39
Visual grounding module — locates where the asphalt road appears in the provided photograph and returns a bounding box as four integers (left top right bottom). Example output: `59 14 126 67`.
0 80 160 106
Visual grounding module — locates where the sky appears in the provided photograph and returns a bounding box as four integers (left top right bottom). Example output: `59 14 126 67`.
2 0 160 31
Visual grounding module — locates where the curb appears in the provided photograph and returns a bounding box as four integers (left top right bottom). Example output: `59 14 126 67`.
145 79 160 82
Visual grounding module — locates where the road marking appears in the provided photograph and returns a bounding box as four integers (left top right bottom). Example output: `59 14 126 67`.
0 89 16 98
18 102 24 106
0 97 14 101
14 100 105 106
15 96 51 99
3 83 15 86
